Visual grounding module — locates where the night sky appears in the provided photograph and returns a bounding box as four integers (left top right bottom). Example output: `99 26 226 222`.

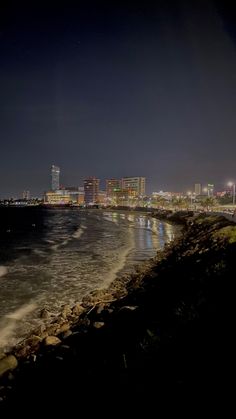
1 0 236 197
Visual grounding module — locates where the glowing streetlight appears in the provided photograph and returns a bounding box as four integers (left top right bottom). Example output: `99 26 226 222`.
228 182 235 206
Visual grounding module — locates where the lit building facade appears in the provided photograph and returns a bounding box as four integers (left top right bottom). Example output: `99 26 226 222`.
45 191 70 205
77 187 85 205
121 177 146 197
106 179 121 198
98 190 106 205
84 177 100 205
65 187 84 204
115 189 130 206
51 165 60 191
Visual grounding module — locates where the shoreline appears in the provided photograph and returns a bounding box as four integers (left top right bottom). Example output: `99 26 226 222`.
0 208 179 354
1 211 233 407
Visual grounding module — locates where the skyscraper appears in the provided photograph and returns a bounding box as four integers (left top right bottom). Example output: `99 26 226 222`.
84 177 100 205
51 165 60 191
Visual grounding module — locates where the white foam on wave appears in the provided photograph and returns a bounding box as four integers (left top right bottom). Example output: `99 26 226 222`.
101 227 134 287
33 249 46 256
0 303 37 349
51 239 69 251
0 266 8 278
72 224 87 239
51 243 60 251
50 225 87 251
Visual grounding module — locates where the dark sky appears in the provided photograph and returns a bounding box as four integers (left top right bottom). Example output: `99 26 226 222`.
1 0 236 197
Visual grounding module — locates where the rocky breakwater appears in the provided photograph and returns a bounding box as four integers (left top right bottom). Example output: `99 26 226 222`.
0 213 234 409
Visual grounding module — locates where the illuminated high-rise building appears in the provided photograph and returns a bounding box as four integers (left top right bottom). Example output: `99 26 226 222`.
51 165 60 191
84 177 100 205
121 177 146 196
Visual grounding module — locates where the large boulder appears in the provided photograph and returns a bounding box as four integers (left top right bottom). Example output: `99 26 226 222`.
44 336 61 346
0 355 18 377
93 322 105 329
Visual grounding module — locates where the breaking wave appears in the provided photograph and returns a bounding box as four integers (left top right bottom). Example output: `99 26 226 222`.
0 303 37 349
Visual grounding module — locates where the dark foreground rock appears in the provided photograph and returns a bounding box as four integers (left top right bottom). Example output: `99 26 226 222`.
0 213 234 411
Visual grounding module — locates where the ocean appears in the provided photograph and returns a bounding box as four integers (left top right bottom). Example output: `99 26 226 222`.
0 207 177 349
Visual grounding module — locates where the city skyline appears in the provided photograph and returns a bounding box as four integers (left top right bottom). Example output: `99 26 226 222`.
1 1 236 196
0 161 235 198
1 167 234 199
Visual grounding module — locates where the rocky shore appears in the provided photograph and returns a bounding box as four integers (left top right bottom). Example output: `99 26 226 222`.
0 211 234 410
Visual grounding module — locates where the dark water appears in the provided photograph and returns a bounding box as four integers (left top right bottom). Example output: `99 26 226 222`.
0 207 178 349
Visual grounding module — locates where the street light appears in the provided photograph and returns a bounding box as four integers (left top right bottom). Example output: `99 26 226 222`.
203 187 209 196
228 182 235 206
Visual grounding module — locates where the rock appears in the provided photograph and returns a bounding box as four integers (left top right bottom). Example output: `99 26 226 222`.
40 331 49 340
96 304 105 315
0 355 18 377
72 303 84 316
61 305 72 319
40 308 50 319
24 335 42 348
33 324 46 337
45 324 58 336
93 321 105 329
14 346 31 359
82 291 112 308
0 350 6 360
58 323 70 334
81 295 96 308
44 336 61 346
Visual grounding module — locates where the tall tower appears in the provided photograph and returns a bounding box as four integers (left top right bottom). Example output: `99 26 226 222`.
84 177 100 205
51 165 60 191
